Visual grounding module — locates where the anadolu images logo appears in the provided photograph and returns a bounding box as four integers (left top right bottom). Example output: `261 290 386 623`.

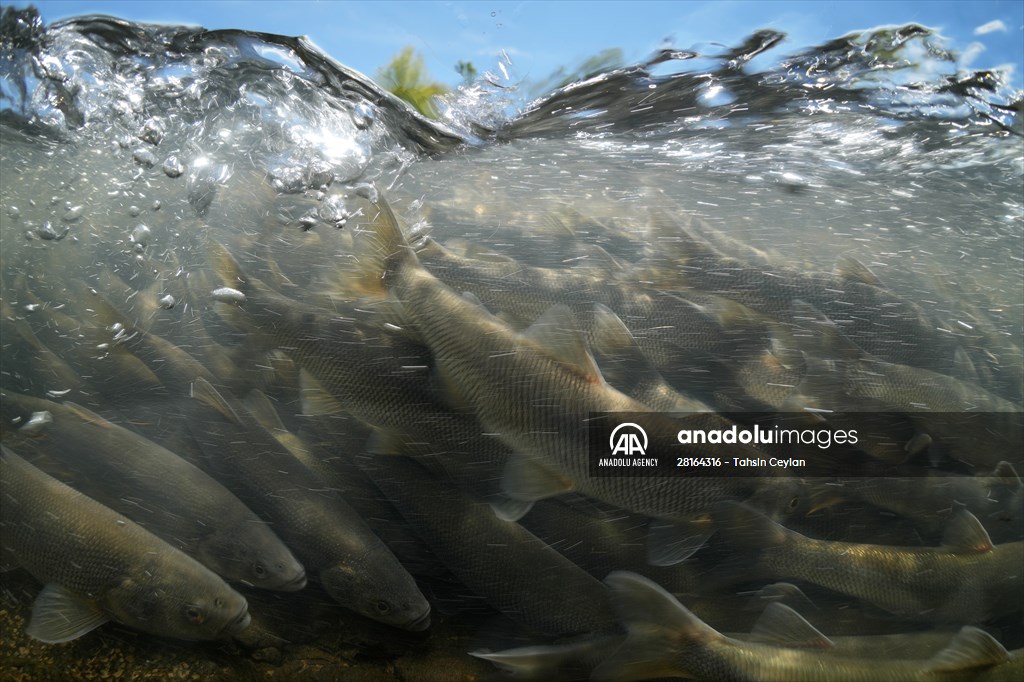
609 422 648 456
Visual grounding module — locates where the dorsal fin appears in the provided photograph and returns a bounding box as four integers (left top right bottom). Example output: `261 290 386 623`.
833 255 882 286
522 304 604 384
749 603 833 649
790 300 864 361
645 208 718 263
190 377 241 424
243 389 287 432
574 243 623 275
952 346 979 383
926 626 1009 672
590 303 639 357
647 518 714 566
941 510 994 554
754 583 817 611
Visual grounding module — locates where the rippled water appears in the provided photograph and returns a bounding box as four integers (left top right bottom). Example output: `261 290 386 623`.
1 6 1022 681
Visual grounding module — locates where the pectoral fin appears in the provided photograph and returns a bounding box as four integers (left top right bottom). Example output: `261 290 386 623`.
27 583 109 644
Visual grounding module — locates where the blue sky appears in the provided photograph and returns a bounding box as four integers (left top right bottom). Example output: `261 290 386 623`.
13 1 1024 89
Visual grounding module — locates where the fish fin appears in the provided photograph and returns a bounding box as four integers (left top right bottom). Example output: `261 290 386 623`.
190 377 242 424
833 255 881 286
590 303 637 356
926 626 1009 672
208 241 248 290
242 389 288 432
748 602 833 648
790 300 864 361
989 461 1022 491
27 583 109 644
539 212 577 240
471 636 620 677
645 208 717 263
366 429 415 457
298 369 346 417
575 243 623 276
715 501 790 549
522 305 604 384
941 510 994 554
593 571 717 682
63 402 116 429
705 296 762 334
351 195 417 298
646 518 714 566
754 583 818 611
951 346 980 383
460 290 485 308
489 494 534 522
501 456 574 502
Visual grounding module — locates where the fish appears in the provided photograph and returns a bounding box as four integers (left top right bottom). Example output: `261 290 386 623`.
640 207 973 381
352 196 774 536
470 602 970 680
592 570 1016 682
786 302 1024 470
187 377 431 631
0 446 251 643
360 453 618 637
715 501 1024 624
813 463 1024 544
0 391 306 592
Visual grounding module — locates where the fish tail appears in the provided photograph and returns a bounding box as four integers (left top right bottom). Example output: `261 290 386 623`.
350 195 421 299
208 241 249 292
591 571 717 682
715 500 790 550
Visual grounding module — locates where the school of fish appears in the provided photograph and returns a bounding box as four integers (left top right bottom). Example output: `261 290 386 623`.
1 176 1022 681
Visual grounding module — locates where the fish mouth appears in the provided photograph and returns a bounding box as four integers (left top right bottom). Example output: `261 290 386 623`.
223 604 252 636
405 607 432 632
276 569 308 592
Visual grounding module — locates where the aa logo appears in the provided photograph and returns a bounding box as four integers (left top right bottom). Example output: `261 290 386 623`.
609 422 648 456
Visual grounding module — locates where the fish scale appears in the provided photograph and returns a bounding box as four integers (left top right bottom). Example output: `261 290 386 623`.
368 198 772 521
0 447 250 643
0 391 305 592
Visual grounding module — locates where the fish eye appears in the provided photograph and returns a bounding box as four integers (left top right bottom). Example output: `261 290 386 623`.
788 496 800 511
375 600 391 614
185 606 205 625
214 598 224 608
253 563 267 577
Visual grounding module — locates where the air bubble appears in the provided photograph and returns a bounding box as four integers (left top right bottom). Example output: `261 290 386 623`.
162 155 185 178
351 102 375 130
133 147 158 167
131 223 152 246
139 117 165 145
62 205 84 222
211 287 246 305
